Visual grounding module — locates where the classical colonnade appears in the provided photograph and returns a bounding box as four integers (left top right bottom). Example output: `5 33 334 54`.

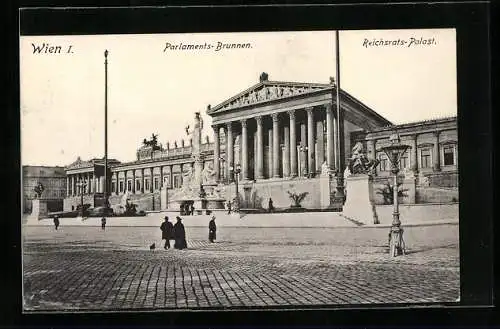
212 104 343 182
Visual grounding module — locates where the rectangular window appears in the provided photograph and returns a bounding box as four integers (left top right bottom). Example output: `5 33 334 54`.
136 180 141 191
112 182 116 193
400 154 409 170
174 175 181 188
154 178 159 190
145 179 150 191
127 180 132 191
119 181 124 192
443 145 455 166
420 148 431 168
378 154 388 171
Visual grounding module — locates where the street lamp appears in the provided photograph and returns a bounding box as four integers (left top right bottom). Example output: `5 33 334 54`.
381 132 410 257
229 163 241 212
76 180 87 216
103 49 110 212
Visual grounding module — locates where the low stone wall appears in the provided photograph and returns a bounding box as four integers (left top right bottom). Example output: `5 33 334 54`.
63 195 95 211
423 171 458 188
416 187 459 204
225 178 325 210
374 203 458 224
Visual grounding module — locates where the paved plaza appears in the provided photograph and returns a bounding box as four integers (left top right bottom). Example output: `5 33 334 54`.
22 223 460 311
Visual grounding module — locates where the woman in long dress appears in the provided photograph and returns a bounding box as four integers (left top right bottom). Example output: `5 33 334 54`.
173 216 187 249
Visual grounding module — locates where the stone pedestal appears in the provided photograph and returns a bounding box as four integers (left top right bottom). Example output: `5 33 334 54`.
342 174 378 225
319 176 331 209
402 176 416 204
31 199 48 219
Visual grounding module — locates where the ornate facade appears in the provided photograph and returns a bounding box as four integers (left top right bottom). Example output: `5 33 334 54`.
63 74 458 211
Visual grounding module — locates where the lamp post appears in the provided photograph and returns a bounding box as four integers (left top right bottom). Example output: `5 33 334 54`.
104 49 109 212
229 164 241 212
76 180 87 216
381 132 409 257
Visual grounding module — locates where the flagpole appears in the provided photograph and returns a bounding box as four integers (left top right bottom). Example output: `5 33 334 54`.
104 50 109 210
335 30 345 200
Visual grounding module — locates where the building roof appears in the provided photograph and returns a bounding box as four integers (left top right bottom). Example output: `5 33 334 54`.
367 116 457 134
207 73 392 127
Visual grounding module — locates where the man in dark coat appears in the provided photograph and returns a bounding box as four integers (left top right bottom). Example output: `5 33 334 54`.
173 216 187 249
53 216 60 230
160 216 174 249
268 198 274 213
101 217 106 230
208 216 217 243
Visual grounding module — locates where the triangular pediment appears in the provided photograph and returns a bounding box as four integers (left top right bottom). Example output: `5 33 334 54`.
209 80 330 114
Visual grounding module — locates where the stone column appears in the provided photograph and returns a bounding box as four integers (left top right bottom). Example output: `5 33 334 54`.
256 116 264 179
333 109 339 171
99 176 105 193
307 108 315 177
410 134 418 174
288 110 297 177
272 113 280 178
159 166 164 189
115 172 119 195
240 119 249 180
316 119 324 172
150 167 154 192
283 125 290 177
433 131 441 172
132 170 136 193
123 170 128 192
226 122 234 181
325 104 334 171
66 176 70 197
268 128 273 178
300 122 307 176
213 125 220 183
141 168 145 193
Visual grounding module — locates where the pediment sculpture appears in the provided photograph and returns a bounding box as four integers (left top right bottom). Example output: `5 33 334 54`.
347 142 379 175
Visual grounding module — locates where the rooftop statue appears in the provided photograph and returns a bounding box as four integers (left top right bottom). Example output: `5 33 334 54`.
142 133 162 151
347 142 379 175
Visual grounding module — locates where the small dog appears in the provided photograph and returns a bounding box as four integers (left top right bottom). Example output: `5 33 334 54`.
149 243 156 250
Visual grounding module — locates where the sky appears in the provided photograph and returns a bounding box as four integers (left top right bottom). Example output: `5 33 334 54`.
20 29 457 166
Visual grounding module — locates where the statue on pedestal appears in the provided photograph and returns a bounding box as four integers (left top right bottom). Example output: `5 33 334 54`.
347 142 379 175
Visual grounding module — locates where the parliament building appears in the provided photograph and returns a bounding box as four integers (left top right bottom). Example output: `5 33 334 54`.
63 74 458 212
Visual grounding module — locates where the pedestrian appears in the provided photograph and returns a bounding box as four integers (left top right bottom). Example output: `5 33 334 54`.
268 198 274 213
160 216 174 249
53 216 60 230
180 204 184 216
191 204 195 216
227 200 232 214
173 216 187 250
208 216 217 243
101 217 106 230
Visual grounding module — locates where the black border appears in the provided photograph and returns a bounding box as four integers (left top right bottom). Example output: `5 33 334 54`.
5 1 494 326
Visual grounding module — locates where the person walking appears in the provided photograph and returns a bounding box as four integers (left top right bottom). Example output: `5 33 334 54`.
268 198 274 213
227 200 232 214
208 216 217 243
160 216 174 249
191 204 195 216
173 216 187 250
53 216 60 230
101 217 106 230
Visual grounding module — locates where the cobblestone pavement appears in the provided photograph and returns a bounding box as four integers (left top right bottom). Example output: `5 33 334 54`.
22 225 460 311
